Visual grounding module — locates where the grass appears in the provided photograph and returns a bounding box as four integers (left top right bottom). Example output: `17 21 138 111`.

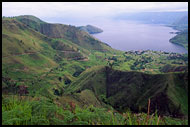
65 66 188 118
2 95 188 125
2 15 188 125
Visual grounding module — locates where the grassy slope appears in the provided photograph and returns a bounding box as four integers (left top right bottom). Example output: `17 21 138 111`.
2 18 90 97
2 17 119 98
2 16 188 125
65 66 188 117
2 18 57 75
4 94 187 125
15 15 113 52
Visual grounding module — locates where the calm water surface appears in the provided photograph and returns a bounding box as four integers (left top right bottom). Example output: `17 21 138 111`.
56 19 188 53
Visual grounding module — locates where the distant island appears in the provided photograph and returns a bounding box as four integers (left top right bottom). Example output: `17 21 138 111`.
77 25 103 34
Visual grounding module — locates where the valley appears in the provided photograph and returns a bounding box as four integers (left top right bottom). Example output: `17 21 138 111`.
2 15 188 125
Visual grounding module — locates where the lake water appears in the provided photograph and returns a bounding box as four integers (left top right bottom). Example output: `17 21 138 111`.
51 18 188 54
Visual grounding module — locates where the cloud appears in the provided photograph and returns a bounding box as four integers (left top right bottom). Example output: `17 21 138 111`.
2 2 188 20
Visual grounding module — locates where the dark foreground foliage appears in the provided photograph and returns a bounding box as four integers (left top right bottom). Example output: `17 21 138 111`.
2 95 188 125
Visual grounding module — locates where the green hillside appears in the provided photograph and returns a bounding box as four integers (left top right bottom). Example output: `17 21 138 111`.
15 15 111 51
2 16 119 99
2 18 57 74
2 17 93 97
2 15 188 125
65 66 188 117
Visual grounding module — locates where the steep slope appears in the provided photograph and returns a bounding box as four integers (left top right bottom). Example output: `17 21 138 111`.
2 18 57 96
2 16 121 98
65 66 188 118
2 18 57 70
15 15 111 52
2 18 85 70
2 17 88 96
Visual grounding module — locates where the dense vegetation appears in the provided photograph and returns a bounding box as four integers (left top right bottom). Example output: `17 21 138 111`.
2 95 188 125
2 15 188 125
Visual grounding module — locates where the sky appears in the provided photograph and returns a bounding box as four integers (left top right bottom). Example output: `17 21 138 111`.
2 2 188 23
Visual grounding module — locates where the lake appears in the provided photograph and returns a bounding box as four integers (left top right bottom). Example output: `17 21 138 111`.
49 18 188 54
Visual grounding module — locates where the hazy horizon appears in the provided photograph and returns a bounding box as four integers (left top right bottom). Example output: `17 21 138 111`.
2 2 188 23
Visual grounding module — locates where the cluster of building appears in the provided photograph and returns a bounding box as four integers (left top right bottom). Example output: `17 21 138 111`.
125 50 186 56
125 50 153 55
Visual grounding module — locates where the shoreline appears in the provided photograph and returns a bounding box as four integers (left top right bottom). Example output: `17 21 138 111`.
160 24 188 52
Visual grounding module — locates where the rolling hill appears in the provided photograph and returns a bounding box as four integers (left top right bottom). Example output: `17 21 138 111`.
2 15 118 98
